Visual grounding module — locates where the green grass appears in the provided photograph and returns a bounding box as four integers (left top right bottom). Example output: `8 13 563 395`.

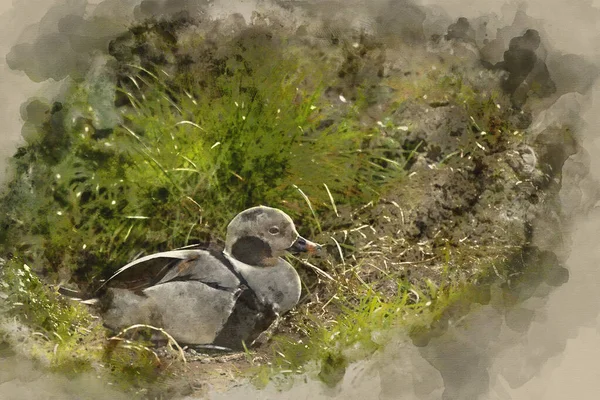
0 21 528 393
0 32 405 283
256 249 499 388
0 257 184 390
0 25 411 388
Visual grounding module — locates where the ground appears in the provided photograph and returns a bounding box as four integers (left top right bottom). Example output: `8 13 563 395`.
0 5 591 399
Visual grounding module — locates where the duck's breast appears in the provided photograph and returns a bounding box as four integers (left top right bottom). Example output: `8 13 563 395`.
225 254 302 314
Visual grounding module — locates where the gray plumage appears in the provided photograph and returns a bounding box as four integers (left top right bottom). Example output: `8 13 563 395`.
61 206 321 350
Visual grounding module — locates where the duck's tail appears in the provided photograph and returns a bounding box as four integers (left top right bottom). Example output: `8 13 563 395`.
56 286 100 305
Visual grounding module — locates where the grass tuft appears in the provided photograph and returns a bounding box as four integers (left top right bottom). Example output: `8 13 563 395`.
0 19 538 394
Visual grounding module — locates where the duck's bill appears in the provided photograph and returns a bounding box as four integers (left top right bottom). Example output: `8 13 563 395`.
287 236 322 254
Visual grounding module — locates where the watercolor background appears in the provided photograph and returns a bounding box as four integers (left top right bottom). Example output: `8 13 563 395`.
1 1 599 398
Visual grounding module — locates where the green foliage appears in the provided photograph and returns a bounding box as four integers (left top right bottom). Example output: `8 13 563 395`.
261 268 490 387
0 258 178 389
0 32 404 281
0 258 103 373
0 21 528 393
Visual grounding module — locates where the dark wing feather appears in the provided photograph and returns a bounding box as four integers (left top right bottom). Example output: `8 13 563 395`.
100 257 180 292
96 249 210 294
212 287 278 350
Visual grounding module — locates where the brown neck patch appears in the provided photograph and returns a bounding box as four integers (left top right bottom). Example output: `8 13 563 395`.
231 236 273 267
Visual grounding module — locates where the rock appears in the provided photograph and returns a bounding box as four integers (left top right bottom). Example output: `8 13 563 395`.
390 100 471 162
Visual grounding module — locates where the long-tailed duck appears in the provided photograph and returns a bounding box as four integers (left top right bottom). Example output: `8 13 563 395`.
60 206 320 350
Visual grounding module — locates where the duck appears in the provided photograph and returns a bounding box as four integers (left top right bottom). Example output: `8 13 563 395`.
59 206 321 350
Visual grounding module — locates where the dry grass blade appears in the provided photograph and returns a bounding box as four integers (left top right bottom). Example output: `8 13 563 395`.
180 154 198 168
108 337 161 365
330 236 345 265
323 183 339 217
125 63 160 81
109 323 187 364
292 184 321 232
289 254 335 282
175 120 207 132
121 124 151 152
185 196 203 212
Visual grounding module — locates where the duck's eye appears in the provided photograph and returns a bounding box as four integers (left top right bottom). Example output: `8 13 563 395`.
268 226 280 235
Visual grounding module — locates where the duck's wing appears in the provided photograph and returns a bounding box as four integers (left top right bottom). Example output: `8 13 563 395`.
99 249 211 293
100 249 242 294
154 250 241 291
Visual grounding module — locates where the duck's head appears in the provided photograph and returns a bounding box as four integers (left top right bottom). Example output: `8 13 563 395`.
225 206 321 267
